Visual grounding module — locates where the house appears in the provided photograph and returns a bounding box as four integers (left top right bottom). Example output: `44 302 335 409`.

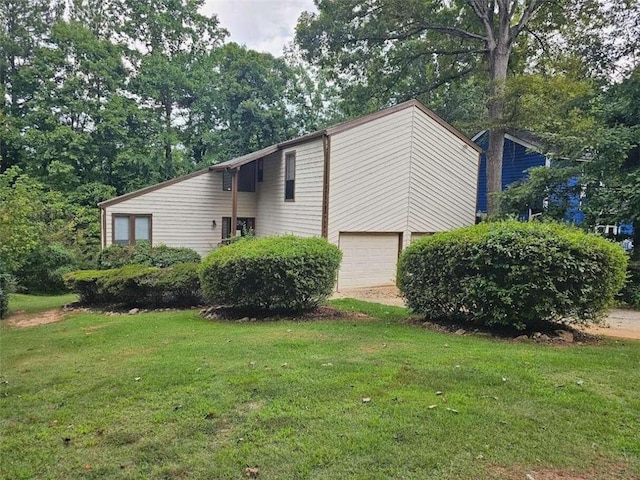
99 100 481 289
473 130 633 237
473 130 549 217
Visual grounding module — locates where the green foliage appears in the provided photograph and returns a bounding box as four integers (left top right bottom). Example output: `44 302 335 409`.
148 244 202 268
14 243 77 294
620 261 640 309
397 221 628 330
97 243 200 269
200 235 342 312
0 261 9 319
63 269 112 304
64 263 202 308
154 263 203 307
0 167 47 273
98 264 160 306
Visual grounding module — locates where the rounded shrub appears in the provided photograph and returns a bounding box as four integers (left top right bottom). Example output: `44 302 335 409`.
200 235 342 312
397 221 628 330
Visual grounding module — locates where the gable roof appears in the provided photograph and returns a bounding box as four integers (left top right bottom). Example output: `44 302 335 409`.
471 129 545 153
100 100 479 207
211 99 480 171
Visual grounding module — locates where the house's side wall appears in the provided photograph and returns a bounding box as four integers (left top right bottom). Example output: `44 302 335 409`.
255 138 324 237
408 107 479 238
327 107 414 245
476 135 546 213
104 171 257 257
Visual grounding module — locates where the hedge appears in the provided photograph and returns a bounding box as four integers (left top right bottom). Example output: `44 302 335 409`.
97 242 200 269
199 236 342 312
64 263 203 308
620 261 640 309
397 221 628 330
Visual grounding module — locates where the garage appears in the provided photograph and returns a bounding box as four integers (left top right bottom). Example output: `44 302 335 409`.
337 233 400 289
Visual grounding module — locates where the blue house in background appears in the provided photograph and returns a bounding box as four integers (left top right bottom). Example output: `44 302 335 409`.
473 130 548 217
473 130 632 239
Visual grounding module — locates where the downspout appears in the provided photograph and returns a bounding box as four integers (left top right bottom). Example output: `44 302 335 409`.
100 205 106 249
230 167 239 237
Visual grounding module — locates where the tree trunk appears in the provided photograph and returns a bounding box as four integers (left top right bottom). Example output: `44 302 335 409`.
163 97 173 179
485 46 509 216
632 219 639 262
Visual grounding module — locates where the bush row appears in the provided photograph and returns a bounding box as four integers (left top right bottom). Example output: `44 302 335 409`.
397 221 628 330
199 236 342 312
97 242 200 269
64 263 202 308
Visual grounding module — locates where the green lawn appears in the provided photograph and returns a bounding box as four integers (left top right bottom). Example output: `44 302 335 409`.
7 293 77 315
1 299 639 479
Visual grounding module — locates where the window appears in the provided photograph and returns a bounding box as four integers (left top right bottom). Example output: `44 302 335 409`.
285 152 295 201
257 158 264 182
113 214 151 246
222 162 256 192
222 217 256 240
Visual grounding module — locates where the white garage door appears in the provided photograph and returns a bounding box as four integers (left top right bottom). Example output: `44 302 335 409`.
338 233 400 289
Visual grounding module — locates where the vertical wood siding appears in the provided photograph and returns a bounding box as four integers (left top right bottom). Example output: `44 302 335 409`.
408 108 479 233
327 108 414 245
105 171 257 257
255 139 324 237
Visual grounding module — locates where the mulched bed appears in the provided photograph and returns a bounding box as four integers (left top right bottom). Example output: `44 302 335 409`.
405 316 601 344
64 301 601 344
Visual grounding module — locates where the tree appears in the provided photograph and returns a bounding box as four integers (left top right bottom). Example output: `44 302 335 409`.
0 0 63 172
295 0 617 214
500 68 640 258
123 0 226 179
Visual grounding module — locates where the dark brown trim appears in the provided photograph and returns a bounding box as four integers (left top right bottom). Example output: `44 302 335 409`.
398 232 403 258
230 169 238 237
321 134 331 238
111 213 152 246
326 101 417 136
98 168 211 207
100 206 107 249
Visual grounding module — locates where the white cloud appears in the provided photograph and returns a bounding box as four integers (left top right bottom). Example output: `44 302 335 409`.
201 0 317 57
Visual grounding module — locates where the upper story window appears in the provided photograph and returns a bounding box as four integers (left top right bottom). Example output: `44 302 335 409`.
285 152 295 201
222 162 256 192
113 214 151 246
257 158 264 183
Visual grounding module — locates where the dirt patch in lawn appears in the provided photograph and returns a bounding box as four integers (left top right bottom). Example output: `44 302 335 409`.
486 462 633 480
4 310 67 328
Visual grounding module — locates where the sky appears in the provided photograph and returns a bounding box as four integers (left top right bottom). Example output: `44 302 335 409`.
202 0 317 57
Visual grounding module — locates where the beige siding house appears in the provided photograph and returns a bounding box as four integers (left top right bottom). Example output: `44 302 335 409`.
99 100 481 289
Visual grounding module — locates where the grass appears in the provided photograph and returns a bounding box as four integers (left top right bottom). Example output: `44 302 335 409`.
0 298 639 479
7 293 77 315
